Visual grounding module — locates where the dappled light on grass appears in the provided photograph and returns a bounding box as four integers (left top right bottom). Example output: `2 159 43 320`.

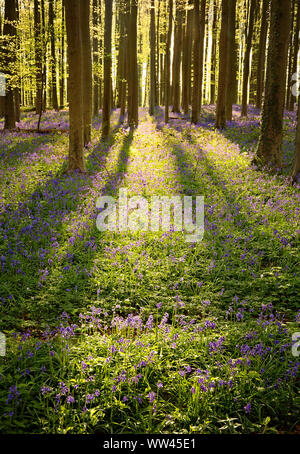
0 107 299 434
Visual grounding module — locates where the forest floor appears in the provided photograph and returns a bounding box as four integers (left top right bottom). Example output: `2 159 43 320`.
0 106 299 434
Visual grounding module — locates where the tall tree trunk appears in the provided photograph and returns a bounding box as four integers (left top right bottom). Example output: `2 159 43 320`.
172 0 184 113
14 0 21 122
288 0 300 111
60 0 65 108
192 0 200 124
286 0 296 111
182 0 193 115
160 0 167 106
98 0 103 111
241 0 257 117
65 0 85 171
93 0 99 116
120 0 129 120
41 0 46 112
49 0 59 111
215 0 229 129
210 0 217 105
34 0 43 115
164 0 173 123
102 0 112 138
128 0 138 128
292 93 300 181
156 0 160 105
256 0 269 109
3 0 17 129
0 8 4 118
115 4 121 108
225 0 236 121
149 0 156 115
81 0 92 145
198 0 206 112
256 0 291 168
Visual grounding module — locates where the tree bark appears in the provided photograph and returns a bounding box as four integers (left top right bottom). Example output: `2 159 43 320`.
288 0 300 111
164 0 173 123
14 0 21 122
210 0 217 105
241 0 257 117
192 0 200 124
149 0 156 115
256 0 291 168
256 0 269 109
120 0 129 120
102 0 112 138
49 0 59 111
34 0 43 115
225 0 236 121
65 0 85 171
215 0 229 129
198 0 206 112
93 0 99 116
3 0 17 129
172 0 184 113
292 93 300 181
60 0 65 108
81 0 93 145
128 0 138 128
182 0 193 114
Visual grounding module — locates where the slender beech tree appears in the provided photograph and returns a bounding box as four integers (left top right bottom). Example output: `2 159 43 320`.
149 0 156 115
155 0 160 105
182 0 193 115
81 0 92 145
34 0 43 115
3 0 17 129
164 0 173 123
286 0 296 111
210 0 217 105
65 0 85 171
98 0 103 110
225 0 236 121
241 0 257 117
128 0 139 128
172 0 184 113
60 0 65 108
292 94 300 181
215 0 229 129
120 0 129 121
116 1 124 110
288 0 300 111
0 10 3 118
93 0 99 116
256 0 269 109
41 0 46 112
160 0 167 106
14 0 20 122
192 0 201 124
256 0 291 168
49 0 59 110
102 0 112 138
192 0 206 123
198 0 206 111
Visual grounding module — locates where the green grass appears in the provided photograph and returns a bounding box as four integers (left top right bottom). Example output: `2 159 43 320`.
0 108 299 434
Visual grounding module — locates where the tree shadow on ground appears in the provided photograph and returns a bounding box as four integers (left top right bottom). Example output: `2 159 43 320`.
0 126 133 328
151 120 299 313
